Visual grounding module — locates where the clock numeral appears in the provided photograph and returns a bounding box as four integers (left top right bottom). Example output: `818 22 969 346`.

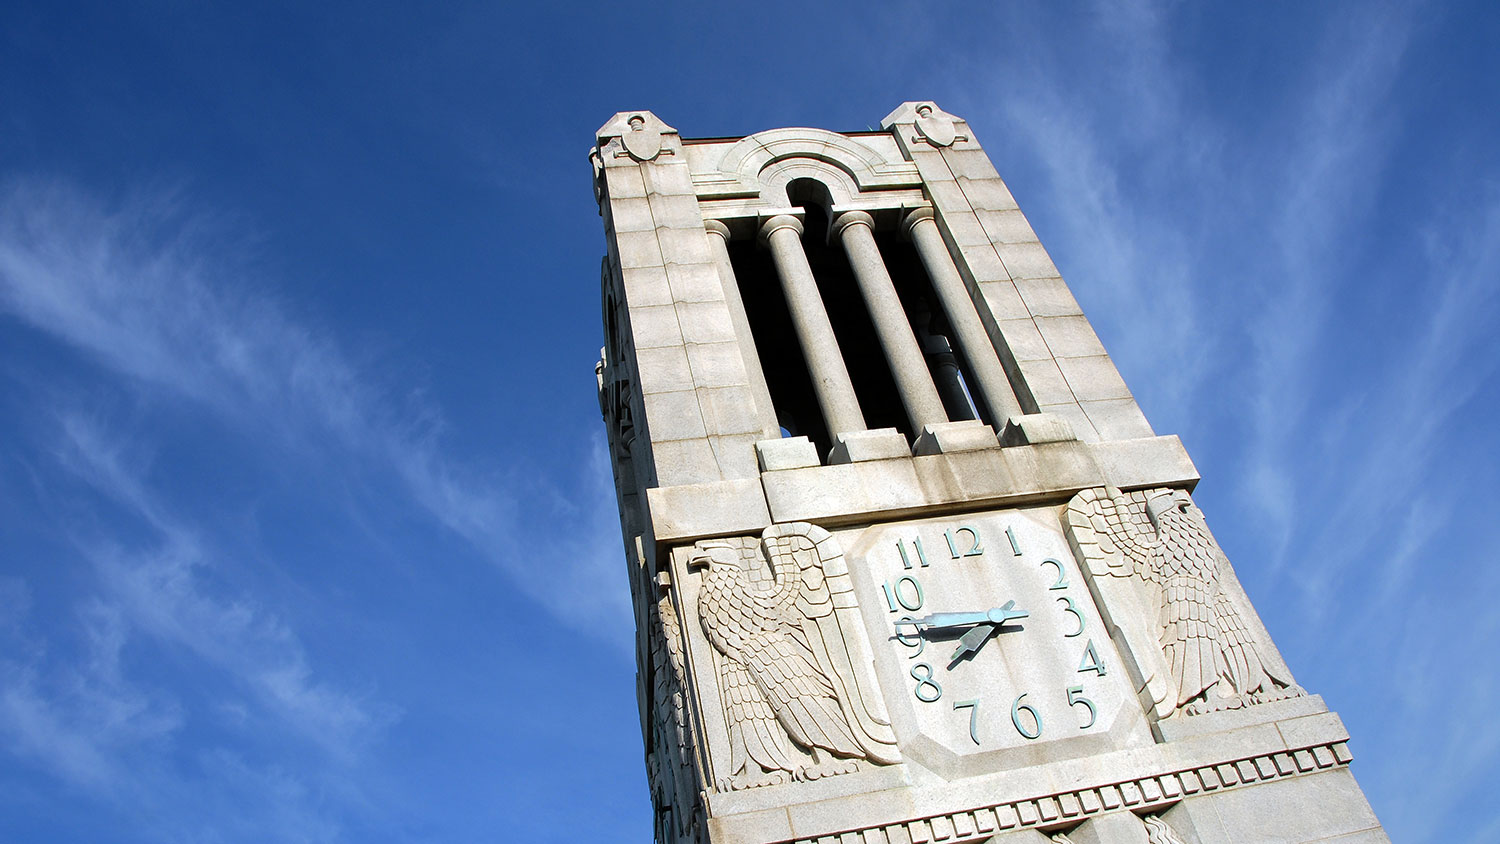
1066 685 1096 729
1006 525 1022 556
880 576 924 613
910 663 943 703
1011 693 1042 740
1040 558 1069 590
1078 639 1107 677
893 616 925 658
896 537 930 569
944 526 984 559
953 699 981 745
1057 596 1085 637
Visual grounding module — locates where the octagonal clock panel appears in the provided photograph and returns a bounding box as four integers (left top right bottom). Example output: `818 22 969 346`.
838 504 1154 780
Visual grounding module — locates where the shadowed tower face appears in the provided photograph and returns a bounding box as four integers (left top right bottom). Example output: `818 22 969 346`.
593 105 1386 844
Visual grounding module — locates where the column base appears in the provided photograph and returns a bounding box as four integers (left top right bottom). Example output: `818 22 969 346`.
828 428 910 464
913 420 999 455
1000 412 1078 446
754 436 821 471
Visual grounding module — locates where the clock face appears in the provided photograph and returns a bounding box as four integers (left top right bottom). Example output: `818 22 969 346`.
841 505 1149 777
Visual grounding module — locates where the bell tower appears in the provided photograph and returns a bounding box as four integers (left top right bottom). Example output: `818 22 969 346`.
593 104 1386 844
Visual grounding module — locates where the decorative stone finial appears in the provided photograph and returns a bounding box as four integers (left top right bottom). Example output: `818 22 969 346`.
880 101 968 147
596 111 678 162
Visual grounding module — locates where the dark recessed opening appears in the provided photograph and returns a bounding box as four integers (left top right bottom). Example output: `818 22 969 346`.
727 238 832 454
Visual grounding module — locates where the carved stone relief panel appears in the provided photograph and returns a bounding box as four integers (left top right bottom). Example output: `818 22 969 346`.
680 523 900 791
1064 487 1302 721
647 589 706 843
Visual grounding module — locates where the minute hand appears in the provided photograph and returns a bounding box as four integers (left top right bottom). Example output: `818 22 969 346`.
909 601 1029 632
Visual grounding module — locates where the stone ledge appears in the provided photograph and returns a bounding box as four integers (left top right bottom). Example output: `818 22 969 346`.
707 718 1357 844
1154 694 1329 743
646 477 771 544
760 436 1197 526
1093 435 1200 492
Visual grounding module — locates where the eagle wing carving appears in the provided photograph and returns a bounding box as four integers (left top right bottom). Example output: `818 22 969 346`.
1067 486 1299 719
1068 485 1161 580
693 524 898 790
1066 486 1176 719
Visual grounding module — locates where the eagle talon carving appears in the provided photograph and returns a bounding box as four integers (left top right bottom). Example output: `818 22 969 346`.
1066 486 1301 719
797 756 860 782
719 769 788 791
690 523 900 791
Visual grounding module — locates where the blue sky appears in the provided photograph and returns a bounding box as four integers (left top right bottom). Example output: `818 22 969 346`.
1 2 1496 841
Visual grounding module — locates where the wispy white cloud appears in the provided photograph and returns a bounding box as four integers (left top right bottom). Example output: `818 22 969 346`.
0 599 180 792
1238 4 1421 570
0 176 637 837
951 1 1219 424
1295 189 1500 609
940 5 1497 838
0 413 394 787
0 177 631 641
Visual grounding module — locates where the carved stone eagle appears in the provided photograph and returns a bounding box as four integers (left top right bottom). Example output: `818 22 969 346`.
1066 486 1300 717
690 523 899 790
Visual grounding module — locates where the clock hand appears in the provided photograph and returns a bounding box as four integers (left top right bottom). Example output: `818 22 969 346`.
985 600 1030 626
907 601 1030 633
949 623 998 668
905 610 992 630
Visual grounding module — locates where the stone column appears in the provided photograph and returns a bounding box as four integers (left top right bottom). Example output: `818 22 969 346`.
905 207 1023 424
831 211 948 433
704 220 780 440
759 215 866 438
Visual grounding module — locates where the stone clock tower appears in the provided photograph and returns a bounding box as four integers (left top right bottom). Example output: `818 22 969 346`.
592 104 1386 844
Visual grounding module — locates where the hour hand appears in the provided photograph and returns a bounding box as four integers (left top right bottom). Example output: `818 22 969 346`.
949 623 998 668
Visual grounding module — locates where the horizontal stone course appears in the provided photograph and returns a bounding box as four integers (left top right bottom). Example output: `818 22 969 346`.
641 390 707 441
614 229 666 269
763 738 1359 844
1035 315 1107 359
994 241 1059 280
607 196 656 233
664 262 726 303
603 165 647 198
1017 359 1074 406
634 345 693 394
620 266 672 307
1082 398 1154 441
1013 276 1084 317
1057 355 1134 402
684 340 750 388
974 209 1035 244
628 304 684 349
675 301 736 344
956 176 1018 211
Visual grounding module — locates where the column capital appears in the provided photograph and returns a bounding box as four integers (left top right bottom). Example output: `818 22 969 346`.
829 210 875 240
703 219 731 240
901 206 937 237
758 214 804 247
